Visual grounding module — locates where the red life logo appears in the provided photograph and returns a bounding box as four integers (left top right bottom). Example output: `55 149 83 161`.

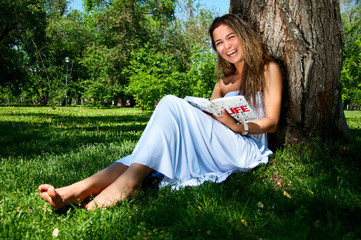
229 106 249 114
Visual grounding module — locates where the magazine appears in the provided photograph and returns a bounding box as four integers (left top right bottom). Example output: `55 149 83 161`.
184 95 258 122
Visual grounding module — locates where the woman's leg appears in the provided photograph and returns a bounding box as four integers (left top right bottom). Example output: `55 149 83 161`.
38 162 129 208
83 163 154 210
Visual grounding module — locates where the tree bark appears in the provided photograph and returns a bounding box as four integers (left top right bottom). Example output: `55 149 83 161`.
230 0 352 146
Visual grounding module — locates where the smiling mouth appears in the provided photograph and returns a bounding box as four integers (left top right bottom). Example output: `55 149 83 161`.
226 49 237 56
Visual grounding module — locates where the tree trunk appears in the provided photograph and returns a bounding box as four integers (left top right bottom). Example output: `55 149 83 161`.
230 0 351 146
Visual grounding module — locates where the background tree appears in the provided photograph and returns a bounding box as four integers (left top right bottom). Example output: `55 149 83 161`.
173 0 217 98
124 46 184 109
185 45 216 98
230 0 352 146
38 8 93 106
0 0 48 98
167 0 215 66
0 0 84 105
124 0 217 109
79 0 178 106
0 0 217 107
340 0 361 109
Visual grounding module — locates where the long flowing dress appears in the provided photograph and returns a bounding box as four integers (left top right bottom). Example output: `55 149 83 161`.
115 91 272 189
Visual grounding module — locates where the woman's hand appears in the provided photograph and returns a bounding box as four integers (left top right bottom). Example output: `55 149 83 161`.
212 109 243 133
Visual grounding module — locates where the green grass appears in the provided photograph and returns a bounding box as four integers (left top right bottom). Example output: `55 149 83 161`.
1 107 360 239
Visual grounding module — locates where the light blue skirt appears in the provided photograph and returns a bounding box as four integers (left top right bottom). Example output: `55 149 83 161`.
116 93 271 189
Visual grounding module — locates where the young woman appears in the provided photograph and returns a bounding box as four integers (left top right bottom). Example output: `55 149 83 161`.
38 14 282 210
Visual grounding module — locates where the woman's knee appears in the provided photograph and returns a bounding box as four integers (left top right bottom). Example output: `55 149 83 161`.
158 95 179 105
157 95 184 110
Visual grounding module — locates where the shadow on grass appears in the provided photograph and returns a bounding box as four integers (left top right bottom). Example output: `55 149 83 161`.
121 132 361 239
0 109 152 158
128 162 361 239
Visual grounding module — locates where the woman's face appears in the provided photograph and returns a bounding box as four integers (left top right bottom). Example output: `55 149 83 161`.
212 24 244 65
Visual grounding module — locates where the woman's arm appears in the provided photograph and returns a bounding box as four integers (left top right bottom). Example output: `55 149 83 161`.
210 79 223 101
214 62 283 135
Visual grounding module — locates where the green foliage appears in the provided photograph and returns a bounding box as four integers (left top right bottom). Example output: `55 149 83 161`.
125 44 217 110
83 80 111 107
340 0 361 108
78 0 182 107
0 0 48 95
0 0 217 107
125 47 184 109
123 0 217 109
0 42 29 88
186 46 217 98
0 107 361 239
0 0 92 105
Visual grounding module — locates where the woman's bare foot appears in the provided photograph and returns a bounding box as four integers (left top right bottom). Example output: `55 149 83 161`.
38 163 131 209
39 163 153 210
38 183 86 208
83 163 154 210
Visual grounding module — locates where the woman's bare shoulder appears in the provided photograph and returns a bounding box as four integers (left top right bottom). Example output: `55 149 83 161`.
264 61 281 76
264 61 282 84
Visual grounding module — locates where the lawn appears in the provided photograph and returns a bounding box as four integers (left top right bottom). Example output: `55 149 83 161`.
1 106 360 239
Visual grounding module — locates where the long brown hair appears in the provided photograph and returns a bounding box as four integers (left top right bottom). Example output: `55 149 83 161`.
209 14 272 104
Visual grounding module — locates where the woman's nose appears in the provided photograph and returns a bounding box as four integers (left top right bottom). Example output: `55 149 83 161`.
225 40 231 49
